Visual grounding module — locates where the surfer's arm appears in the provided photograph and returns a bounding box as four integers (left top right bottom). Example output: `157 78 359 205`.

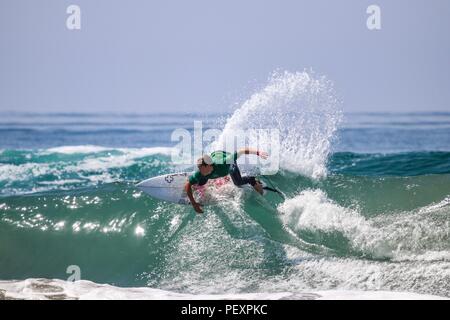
236 148 268 159
185 181 203 214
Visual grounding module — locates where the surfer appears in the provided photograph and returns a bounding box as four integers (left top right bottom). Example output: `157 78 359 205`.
185 148 268 213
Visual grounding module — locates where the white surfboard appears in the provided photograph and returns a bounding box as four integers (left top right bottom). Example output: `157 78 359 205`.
136 172 193 205
136 172 268 205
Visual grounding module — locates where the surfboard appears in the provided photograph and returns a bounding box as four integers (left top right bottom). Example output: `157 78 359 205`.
136 172 269 205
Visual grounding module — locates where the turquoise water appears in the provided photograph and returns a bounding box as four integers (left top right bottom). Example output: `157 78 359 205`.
0 73 449 298
1 118 449 297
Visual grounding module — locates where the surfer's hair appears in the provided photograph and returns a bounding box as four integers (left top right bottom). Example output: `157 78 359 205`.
197 155 213 167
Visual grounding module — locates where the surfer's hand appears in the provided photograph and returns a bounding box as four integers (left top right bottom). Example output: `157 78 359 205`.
193 203 203 214
257 151 269 159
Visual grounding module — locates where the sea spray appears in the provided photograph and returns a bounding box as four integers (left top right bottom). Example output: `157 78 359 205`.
214 71 342 179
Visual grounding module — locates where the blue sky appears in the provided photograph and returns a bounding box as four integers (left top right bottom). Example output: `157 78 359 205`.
1 0 449 113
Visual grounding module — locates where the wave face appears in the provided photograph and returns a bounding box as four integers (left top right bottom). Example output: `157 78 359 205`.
0 152 449 297
1 73 450 299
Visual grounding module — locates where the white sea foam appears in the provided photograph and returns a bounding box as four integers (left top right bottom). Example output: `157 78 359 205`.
117 147 173 157
37 179 85 185
0 146 174 195
44 145 111 154
0 278 446 300
42 145 173 157
0 162 52 182
278 189 395 259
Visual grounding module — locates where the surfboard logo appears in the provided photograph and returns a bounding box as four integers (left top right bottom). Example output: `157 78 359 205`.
165 175 174 183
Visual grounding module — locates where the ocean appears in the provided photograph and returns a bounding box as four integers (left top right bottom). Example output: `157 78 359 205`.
0 72 449 299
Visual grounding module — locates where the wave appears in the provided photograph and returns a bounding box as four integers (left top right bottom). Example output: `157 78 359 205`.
278 189 450 261
0 165 449 295
0 146 174 196
1 158 449 296
0 187 448 297
1 147 450 197
330 151 450 176
1 72 449 298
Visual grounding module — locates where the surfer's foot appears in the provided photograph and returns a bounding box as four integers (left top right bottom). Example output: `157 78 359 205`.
253 181 264 195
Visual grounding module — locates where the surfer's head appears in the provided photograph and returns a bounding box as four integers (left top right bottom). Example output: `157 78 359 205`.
197 155 213 175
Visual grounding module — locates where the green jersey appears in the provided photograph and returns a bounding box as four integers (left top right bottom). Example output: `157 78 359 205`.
188 151 238 185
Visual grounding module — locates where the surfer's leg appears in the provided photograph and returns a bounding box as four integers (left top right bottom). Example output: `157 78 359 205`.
229 163 254 186
229 164 263 194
